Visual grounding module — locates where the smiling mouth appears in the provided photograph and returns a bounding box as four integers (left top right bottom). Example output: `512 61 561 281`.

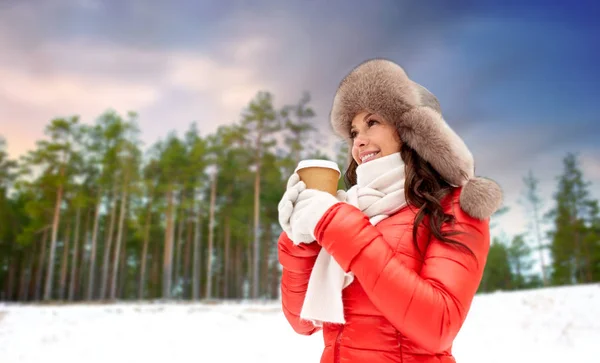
360 152 380 163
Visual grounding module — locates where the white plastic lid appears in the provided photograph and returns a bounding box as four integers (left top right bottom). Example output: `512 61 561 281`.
294 159 341 178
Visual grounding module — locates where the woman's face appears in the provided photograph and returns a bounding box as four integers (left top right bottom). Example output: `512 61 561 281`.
350 111 402 165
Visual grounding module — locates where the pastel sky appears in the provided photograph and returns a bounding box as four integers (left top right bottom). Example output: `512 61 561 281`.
1 0 599 242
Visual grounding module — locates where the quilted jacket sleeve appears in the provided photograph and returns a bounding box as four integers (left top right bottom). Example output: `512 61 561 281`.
277 231 322 336
314 193 490 353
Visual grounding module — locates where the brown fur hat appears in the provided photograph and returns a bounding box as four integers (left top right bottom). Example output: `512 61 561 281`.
330 58 503 220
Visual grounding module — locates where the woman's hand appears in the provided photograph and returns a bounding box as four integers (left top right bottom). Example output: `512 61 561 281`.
278 173 306 239
289 188 343 244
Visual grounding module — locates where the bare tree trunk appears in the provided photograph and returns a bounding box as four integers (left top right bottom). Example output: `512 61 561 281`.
532 201 548 286
246 242 252 299
16 251 25 301
206 174 217 299
138 197 153 299
59 220 72 300
68 207 82 301
174 204 185 298
163 184 175 299
234 242 240 299
6 260 16 301
34 228 48 300
110 174 129 300
183 215 193 299
87 194 102 300
118 236 127 298
223 214 231 299
173 208 180 296
574 222 582 283
192 187 203 300
232 249 236 299
27 243 38 301
151 239 161 299
263 224 277 299
584 243 593 283
216 226 223 298
252 155 261 299
100 185 118 299
260 223 271 298
18 249 32 301
44 167 65 301
270 231 281 300
76 208 92 301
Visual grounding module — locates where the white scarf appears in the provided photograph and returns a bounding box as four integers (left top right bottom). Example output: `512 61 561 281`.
300 152 407 325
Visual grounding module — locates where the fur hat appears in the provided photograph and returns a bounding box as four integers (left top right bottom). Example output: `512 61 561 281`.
330 58 503 220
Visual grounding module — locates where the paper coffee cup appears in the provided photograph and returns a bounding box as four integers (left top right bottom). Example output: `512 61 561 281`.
294 159 341 196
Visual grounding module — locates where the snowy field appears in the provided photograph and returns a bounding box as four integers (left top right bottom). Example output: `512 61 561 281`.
0 284 598 363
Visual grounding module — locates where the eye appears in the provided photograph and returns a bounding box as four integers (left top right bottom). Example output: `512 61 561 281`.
367 119 379 127
349 130 357 139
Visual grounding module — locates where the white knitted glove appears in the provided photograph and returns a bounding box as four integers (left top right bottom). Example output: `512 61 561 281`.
289 188 344 244
277 173 306 239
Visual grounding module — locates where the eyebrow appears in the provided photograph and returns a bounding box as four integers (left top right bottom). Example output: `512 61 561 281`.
350 113 374 131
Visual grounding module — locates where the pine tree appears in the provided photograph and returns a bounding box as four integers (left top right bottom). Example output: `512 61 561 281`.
240 91 281 299
547 153 596 284
507 234 534 289
0 137 19 299
479 237 513 292
19 117 83 300
157 133 188 299
280 91 319 173
109 112 142 300
521 170 549 286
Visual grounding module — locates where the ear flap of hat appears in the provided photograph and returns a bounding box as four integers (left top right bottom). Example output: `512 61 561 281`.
459 177 504 220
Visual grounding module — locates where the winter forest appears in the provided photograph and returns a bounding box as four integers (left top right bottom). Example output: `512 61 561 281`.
0 90 599 304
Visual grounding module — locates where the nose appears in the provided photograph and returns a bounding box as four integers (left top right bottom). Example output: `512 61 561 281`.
353 134 368 148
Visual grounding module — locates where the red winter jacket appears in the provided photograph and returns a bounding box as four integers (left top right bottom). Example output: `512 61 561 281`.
279 187 490 363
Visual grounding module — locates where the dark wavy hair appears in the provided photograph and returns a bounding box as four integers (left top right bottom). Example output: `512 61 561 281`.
343 142 474 259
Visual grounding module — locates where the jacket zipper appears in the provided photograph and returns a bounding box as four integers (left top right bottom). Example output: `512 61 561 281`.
334 326 344 363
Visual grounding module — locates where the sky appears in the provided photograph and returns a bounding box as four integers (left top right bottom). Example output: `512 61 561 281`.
0 0 599 245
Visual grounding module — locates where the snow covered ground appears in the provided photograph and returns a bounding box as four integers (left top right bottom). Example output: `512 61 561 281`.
0 284 598 363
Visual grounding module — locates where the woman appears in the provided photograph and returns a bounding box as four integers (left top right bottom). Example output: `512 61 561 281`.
277 58 503 363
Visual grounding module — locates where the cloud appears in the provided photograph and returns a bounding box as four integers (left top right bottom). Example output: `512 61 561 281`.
0 24 277 158
166 47 274 109
0 66 160 110
581 150 600 182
